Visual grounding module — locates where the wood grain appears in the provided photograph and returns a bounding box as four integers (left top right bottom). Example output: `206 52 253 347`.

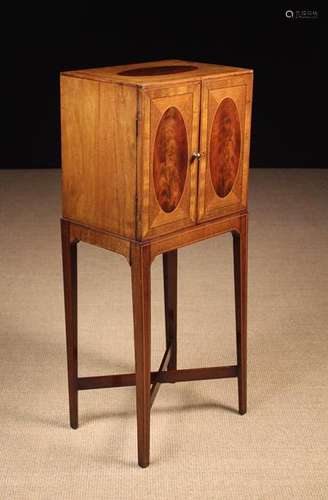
61 76 137 238
153 107 188 213
61 219 78 429
62 59 252 87
150 211 242 262
163 250 177 370
77 364 238 391
131 243 151 468
137 82 200 239
150 344 172 407
210 97 241 198
118 65 197 76
197 74 253 223
233 214 248 414
67 219 130 263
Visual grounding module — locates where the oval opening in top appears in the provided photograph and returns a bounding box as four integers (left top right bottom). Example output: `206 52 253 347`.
118 65 197 77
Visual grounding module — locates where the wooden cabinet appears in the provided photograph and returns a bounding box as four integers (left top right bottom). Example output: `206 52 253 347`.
60 60 253 468
61 60 253 241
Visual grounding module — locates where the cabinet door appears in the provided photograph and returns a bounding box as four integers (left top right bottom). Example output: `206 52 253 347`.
137 83 200 239
197 74 253 222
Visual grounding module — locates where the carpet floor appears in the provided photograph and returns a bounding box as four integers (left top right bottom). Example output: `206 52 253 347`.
0 169 327 499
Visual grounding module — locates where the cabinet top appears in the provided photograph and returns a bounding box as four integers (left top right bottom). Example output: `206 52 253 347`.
61 59 252 87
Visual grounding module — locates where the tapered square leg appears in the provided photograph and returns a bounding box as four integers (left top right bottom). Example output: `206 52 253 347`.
163 250 177 370
233 215 248 415
131 243 151 468
61 219 78 429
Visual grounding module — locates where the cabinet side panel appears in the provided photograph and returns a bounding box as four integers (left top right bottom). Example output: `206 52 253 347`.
61 76 137 238
241 72 253 208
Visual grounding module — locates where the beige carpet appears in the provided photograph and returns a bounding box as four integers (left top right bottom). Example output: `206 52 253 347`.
0 169 328 499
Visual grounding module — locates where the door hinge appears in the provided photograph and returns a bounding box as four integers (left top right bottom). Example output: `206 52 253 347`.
136 110 141 137
136 91 141 138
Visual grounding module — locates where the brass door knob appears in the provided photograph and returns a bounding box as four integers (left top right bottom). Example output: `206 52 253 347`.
191 152 201 161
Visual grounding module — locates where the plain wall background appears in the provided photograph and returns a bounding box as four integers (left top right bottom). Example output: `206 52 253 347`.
1 10 325 169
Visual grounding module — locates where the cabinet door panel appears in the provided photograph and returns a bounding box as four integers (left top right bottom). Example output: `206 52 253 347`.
137 83 200 239
197 75 253 222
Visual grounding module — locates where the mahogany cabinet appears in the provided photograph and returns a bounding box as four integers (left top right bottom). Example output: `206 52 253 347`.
60 60 253 467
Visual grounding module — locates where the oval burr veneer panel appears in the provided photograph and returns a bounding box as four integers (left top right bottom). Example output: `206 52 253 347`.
118 65 197 76
210 97 241 198
153 107 188 213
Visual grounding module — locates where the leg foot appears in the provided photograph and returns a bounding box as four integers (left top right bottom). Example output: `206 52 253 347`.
131 243 151 468
61 219 78 429
233 216 248 415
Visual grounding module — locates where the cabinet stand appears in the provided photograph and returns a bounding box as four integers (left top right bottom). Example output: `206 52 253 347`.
61 211 248 468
